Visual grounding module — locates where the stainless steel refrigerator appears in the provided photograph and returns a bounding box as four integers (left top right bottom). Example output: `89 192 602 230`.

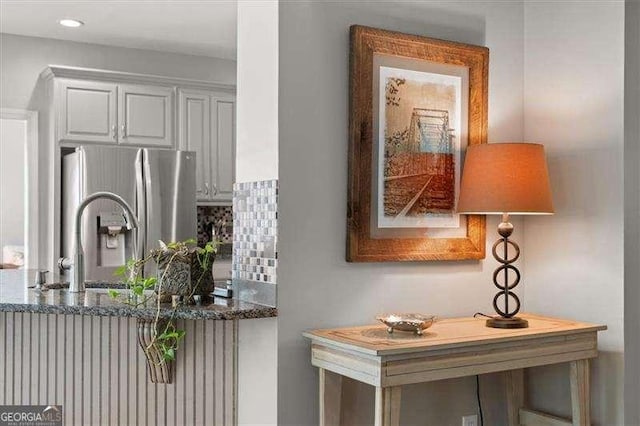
62 145 196 282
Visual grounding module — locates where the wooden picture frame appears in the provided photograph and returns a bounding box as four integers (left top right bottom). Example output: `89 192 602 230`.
347 25 488 262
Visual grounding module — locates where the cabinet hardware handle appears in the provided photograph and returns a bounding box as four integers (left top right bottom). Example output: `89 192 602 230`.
212 184 218 195
121 124 126 137
204 183 210 195
112 125 117 140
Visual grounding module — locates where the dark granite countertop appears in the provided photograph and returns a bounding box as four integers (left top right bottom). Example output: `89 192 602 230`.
0 269 276 320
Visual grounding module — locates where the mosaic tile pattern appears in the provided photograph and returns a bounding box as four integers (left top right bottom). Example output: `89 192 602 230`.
197 206 233 245
232 180 278 285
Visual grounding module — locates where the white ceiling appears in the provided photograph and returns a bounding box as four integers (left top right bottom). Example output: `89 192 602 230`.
0 0 237 60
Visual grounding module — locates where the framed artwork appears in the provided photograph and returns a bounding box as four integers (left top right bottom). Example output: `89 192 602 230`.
347 25 488 262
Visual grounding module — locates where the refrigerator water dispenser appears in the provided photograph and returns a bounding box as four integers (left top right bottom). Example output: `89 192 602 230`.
97 212 129 266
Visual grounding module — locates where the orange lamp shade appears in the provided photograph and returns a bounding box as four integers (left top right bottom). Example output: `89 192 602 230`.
457 143 554 215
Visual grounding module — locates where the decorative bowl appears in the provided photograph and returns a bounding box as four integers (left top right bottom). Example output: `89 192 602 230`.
376 313 437 335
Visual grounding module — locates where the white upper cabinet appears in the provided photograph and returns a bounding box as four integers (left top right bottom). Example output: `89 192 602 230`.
178 89 235 204
178 89 211 201
211 95 235 202
58 80 118 144
118 85 174 148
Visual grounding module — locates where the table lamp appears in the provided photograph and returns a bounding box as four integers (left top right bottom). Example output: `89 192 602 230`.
457 143 554 329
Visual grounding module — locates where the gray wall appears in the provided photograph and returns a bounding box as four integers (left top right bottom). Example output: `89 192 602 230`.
0 33 236 111
625 0 640 424
278 2 525 424
522 1 625 424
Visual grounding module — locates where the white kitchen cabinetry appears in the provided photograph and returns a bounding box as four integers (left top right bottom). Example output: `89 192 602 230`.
210 94 235 202
179 90 211 200
58 80 118 144
118 84 174 148
57 79 174 147
179 89 235 204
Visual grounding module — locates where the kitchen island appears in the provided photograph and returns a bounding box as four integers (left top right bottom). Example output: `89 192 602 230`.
0 269 277 425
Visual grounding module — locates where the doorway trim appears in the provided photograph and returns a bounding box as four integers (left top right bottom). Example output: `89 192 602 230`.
1 108 39 269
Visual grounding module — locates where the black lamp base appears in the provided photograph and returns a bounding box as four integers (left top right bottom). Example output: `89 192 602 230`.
486 316 529 329
487 215 528 330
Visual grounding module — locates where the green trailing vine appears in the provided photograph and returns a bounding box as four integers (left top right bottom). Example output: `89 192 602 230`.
109 238 219 363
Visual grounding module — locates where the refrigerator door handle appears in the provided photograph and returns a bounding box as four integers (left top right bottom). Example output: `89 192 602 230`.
142 148 157 270
134 149 146 264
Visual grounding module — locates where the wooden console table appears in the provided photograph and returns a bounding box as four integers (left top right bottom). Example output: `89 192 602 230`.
303 314 606 426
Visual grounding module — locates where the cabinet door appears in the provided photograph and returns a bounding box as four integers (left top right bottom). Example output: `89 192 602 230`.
58 80 117 143
118 85 174 147
210 94 236 202
178 90 211 202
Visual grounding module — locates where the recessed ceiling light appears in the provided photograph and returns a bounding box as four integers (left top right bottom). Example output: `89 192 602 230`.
59 19 84 28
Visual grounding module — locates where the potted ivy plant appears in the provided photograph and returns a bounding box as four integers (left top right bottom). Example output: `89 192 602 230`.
109 238 219 363
152 239 217 302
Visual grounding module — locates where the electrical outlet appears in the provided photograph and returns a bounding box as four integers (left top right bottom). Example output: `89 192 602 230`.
462 414 478 426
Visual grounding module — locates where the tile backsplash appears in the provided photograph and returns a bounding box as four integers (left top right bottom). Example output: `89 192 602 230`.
197 206 233 245
232 180 278 285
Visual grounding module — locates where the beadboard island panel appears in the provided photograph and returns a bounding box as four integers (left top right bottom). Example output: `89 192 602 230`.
0 312 236 425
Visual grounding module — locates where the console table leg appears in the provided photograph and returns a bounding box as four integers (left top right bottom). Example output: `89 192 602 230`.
319 368 342 426
505 369 525 426
374 386 401 426
570 359 590 426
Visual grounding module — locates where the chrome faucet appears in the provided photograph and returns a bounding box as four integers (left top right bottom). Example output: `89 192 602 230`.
59 191 139 292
